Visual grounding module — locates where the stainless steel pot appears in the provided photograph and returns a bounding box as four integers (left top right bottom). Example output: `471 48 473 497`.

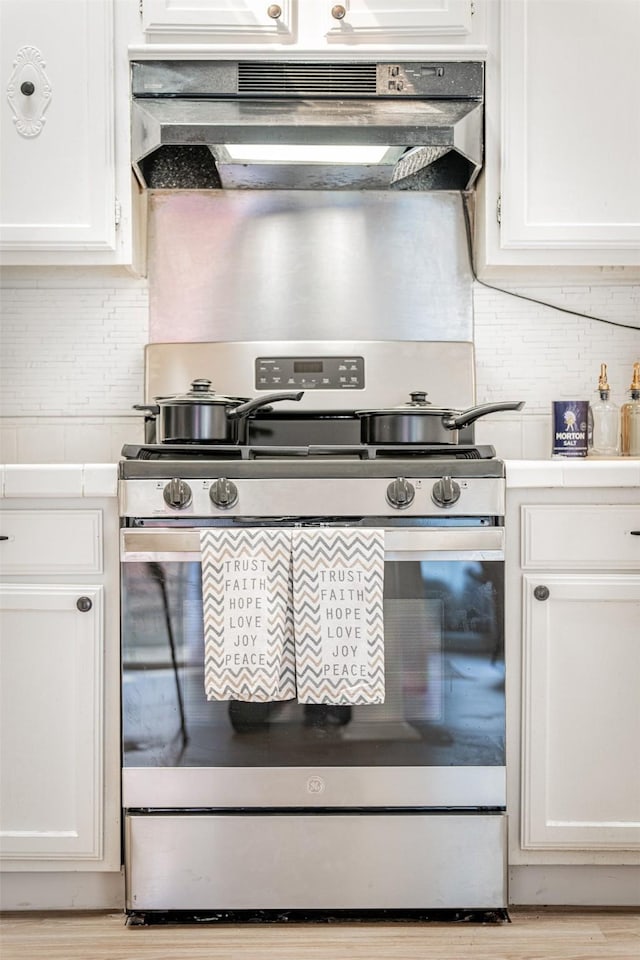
134 379 304 444
356 391 525 445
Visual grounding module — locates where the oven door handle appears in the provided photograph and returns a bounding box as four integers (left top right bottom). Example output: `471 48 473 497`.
120 527 504 561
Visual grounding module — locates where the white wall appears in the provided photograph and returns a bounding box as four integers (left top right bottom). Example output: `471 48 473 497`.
0 267 638 462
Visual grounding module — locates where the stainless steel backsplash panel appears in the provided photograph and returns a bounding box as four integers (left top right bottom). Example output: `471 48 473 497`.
147 190 473 344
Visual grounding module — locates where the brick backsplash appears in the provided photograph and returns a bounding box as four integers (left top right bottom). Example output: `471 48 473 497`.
473 283 640 414
0 268 638 462
0 271 148 417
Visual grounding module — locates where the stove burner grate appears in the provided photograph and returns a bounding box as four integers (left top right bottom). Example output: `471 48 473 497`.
121 443 496 462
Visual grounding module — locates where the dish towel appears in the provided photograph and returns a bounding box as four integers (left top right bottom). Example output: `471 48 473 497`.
200 529 296 702
292 528 385 705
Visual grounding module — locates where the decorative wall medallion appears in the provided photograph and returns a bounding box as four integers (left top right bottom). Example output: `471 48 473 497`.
7 46 52 138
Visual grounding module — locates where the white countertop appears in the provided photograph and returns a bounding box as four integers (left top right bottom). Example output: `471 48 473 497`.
0 464 118 498
0 459 639 499
505 458 640 488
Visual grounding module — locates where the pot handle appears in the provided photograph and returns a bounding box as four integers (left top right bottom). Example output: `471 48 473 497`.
228 391 304 420
133 404 161 416
444 400 525 430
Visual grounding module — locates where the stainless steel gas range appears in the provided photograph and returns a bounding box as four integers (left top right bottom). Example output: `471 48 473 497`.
119 341 511 921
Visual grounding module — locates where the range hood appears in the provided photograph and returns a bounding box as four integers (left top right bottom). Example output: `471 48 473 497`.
131 60 484 190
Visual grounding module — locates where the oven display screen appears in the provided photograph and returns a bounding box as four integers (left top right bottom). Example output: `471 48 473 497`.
294 360 323 374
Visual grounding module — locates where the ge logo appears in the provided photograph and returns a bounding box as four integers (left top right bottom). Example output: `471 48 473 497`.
306 776 325 795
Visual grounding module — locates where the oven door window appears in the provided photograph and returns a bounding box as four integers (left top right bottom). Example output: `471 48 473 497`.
122 554 504 769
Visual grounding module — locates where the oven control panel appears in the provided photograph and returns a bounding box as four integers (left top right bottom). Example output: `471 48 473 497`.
121 476 505 520
255 356 365 391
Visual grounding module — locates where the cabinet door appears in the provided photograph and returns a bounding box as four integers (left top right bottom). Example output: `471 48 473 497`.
0 585 105 865
522 575 640 850
323 1 474 41
142 0 294 40
498 0 640 264
0 0 117 259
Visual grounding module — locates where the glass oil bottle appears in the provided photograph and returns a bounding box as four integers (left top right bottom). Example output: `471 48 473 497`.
621 362 640 457
589 363 620 457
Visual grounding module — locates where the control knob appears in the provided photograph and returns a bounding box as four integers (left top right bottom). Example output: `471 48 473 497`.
163 478 193 510
210 477 239 509
431 475 461 508
386 477 415 510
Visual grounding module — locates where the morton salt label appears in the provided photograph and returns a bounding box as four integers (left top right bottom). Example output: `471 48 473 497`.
552 401 589 457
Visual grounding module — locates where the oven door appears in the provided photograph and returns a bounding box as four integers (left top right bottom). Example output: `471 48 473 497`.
121 523 505 810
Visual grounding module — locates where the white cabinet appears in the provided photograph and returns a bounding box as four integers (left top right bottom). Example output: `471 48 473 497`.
506 492 640 866
0 584 104 861
480 0 640 270
321 1 475 44
522 573 640 850
140 0 483 47
142 0 295 41
0 503 120 873
0 0 134 266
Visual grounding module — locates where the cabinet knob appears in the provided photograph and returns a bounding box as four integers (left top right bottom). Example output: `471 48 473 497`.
331 5 347 19
20 81 35 96
76 596 93 613
533 585 550 602
267 4 282 18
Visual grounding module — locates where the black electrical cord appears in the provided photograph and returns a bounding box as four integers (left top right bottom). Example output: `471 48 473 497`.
461 193 640 333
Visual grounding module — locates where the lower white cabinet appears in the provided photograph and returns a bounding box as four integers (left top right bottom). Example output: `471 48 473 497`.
0 585 104 862
522 574 640 851
506 491 640 866
0 500 120 874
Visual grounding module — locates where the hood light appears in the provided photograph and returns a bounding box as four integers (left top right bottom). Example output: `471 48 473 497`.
221 144 393 164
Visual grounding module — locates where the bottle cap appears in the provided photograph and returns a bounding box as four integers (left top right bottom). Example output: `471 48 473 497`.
598 363 610 392
630 362 640 392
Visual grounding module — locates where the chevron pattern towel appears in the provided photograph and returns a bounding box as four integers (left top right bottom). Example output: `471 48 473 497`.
200 529 296 702
291 528 385 705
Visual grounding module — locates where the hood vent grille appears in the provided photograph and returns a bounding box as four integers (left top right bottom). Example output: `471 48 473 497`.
237 61 378 97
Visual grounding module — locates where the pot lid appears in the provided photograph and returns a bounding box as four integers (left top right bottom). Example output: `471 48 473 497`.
356 391 460 417
155 379 250 406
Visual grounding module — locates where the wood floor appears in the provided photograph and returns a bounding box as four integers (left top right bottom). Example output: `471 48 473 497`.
0 909 638 960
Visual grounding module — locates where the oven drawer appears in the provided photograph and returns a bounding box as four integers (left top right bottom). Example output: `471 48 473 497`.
521 505 640 570
0 510 103 575
126 812 507 911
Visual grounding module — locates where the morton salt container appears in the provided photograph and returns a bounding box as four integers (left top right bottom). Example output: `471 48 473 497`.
552 400 589 457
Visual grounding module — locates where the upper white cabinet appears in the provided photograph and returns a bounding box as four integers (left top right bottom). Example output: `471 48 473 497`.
140 0 484 47
142 0 295 42
0 0 133 266
323 1 474 43
480 0 640 269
